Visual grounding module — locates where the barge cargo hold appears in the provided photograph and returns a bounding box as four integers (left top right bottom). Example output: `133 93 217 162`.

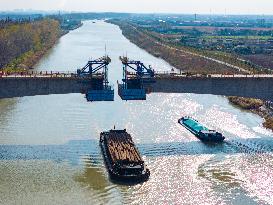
178 117 225 142
100 129 150 183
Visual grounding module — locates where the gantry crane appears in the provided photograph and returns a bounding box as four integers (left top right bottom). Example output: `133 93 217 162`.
78 56 114 101
118 56 155 100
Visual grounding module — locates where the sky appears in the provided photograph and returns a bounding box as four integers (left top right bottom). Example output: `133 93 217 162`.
0 0 273 15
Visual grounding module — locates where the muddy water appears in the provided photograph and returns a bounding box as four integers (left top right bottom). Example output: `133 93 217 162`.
0 21 272 205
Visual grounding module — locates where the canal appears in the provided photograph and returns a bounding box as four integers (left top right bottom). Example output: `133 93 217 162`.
0 20 272 205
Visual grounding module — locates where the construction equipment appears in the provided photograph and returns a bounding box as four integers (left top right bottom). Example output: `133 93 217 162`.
118 56 155 100
77 56 114 101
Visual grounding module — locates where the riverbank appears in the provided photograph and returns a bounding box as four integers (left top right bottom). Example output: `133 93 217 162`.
3 45 56 72
1 18 82 72
109 19 273 131
228 97 273 131
1 19 272 205
108 19 256 74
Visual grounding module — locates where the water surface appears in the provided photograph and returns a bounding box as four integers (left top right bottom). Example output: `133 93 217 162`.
0 21 272 205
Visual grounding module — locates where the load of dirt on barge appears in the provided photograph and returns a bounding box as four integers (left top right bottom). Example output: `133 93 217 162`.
100 129 150 183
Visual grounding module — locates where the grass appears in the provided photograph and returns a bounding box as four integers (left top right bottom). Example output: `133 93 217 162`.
3 50 35 72
228 96 273 131
263 117 273 131
228 96 263 110
205 35 272 40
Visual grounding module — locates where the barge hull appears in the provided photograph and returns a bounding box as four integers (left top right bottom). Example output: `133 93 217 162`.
178 117 225 142
100 130 150 183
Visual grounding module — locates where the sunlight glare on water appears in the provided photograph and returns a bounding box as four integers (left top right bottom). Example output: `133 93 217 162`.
0 20 273 205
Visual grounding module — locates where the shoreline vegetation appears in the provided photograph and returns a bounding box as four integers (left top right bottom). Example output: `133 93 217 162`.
0 17 82 72
108 19 273 131
228 97 273 131
108 19 261 75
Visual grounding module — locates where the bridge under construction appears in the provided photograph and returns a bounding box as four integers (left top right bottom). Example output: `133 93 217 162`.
0 56 272 101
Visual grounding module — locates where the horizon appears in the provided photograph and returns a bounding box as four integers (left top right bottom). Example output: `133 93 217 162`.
0 0 273 15
0 10 273 17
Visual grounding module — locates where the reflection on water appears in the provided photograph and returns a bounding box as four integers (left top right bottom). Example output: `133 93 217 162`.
75 164 108 191
0 98 18 143
0 20 273 205
0 138 272 204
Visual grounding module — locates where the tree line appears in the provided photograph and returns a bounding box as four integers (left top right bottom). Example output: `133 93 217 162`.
0 19 60 70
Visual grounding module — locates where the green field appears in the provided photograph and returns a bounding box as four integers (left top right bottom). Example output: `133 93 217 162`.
205 35 272 40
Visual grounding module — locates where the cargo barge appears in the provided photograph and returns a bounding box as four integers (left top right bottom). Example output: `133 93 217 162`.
100 129 150 183
178 117 225 142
